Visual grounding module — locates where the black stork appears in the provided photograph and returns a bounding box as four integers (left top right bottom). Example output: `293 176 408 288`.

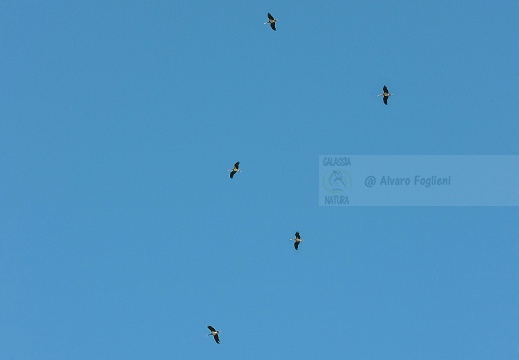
378 85 393 105
207 325 220 344
265 13 278 31
229 161 241 179
291 231 303 250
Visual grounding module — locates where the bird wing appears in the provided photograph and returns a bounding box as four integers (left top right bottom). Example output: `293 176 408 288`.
230 170 236 179
234 162 240 169
208 325 216 332
270 22 276 31
383 96 388 105
383 85 388 93
214 334 220 344
268 13 274 20
294 241 299 250
295 231 300 239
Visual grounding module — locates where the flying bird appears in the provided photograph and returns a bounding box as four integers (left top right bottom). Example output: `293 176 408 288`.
378 85 393 105
264 13 278 31
229 161 241 179
207 325 220 344
291 231 303 250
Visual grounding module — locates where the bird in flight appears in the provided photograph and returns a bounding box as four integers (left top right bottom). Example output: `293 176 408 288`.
207 325 220 344
378 85 393 105
229 161 241 179
291 231 303 250
265 13 278 31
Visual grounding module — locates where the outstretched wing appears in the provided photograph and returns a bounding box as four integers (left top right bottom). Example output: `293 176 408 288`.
208 325 216 332
234 161 240 169
294 241 299 250
268 13 274 20
230 170 236 179
270 22 276 31
383 96 388 105
295 231 300 240
214 334 220 344
383 85 388 93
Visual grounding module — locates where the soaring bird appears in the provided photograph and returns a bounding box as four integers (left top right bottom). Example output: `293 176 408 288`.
378 85 393 105
291 231 303 250
229 161 240 179
207 326 220 344
264 13 278 31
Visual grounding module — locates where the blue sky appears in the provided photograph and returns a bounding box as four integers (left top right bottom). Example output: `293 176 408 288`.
1 1 519 359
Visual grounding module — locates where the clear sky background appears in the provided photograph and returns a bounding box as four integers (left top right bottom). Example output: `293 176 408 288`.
1 1 519 359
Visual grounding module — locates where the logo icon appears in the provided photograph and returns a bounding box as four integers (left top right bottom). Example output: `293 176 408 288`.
322 170 352 193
